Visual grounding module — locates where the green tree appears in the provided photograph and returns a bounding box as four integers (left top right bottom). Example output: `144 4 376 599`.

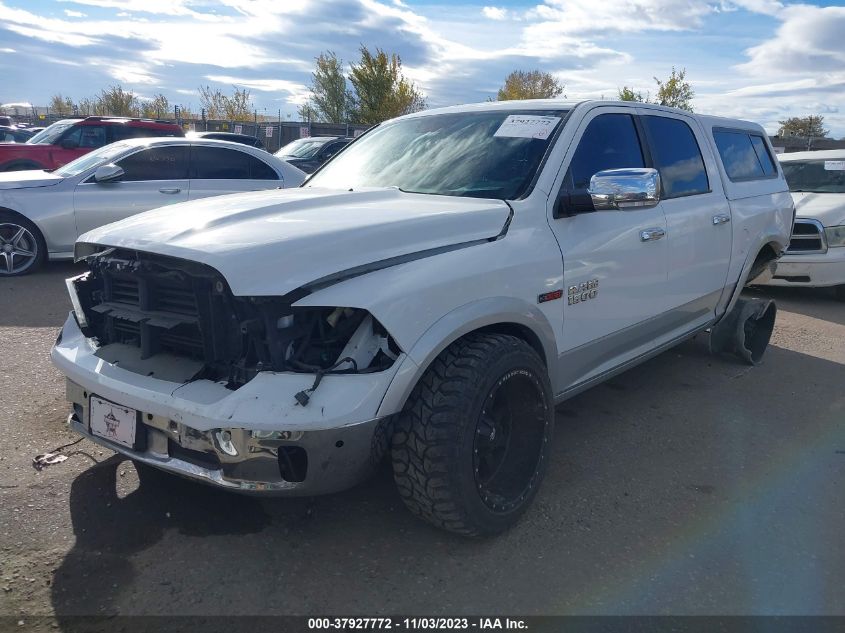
49 94 74 116
654 67 694 111
348 46 426 125
98 85 140 116
224 87 253 122
141 93 170 119
496 70 564 101
777 115 828 139
618 86 647 103
304 51 355 123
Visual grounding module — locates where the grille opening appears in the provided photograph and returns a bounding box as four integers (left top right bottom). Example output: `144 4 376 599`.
787 220 826 254
75 249 399 388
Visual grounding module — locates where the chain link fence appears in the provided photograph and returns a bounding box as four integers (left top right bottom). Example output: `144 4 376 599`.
0 106 371 153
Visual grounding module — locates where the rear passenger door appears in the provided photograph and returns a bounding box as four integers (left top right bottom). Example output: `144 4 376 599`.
638 111 731 320
187 145 282 199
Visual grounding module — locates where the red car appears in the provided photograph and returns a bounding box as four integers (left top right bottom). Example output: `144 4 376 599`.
0 117 184 172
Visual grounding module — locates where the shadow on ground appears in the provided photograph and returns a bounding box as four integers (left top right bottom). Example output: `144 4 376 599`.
1 262 85 328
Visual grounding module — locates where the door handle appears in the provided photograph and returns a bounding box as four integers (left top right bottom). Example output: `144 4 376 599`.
712 213 731 225
640 227 665 242
159 188 181 194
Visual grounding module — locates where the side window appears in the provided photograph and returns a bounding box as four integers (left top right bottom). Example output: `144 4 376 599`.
320 142 342 159
116 146 189 181
191 146 279 180
713 130 773 181
567 114 645 190
750 135 777 177
642 116 709 198
247 155 279 180
78 126 107 149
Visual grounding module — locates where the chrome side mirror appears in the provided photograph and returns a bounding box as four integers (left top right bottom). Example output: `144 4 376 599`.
588 168 660 210
93 164 125 183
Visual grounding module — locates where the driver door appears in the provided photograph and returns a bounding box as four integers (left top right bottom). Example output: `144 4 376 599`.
73 145 190 237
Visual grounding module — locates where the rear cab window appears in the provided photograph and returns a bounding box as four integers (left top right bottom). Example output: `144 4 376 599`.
713 129 778 182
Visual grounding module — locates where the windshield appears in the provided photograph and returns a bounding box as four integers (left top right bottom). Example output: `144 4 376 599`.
53 142 132 177
781 159 845 194
277 138 330 159
306 110 567 199
26 121 75 145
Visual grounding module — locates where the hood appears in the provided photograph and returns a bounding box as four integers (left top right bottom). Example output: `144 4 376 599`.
0 169 63 190
78 187 511 296
791 192 845 227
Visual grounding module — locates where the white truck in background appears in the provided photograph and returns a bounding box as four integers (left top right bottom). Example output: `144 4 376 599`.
760 149 845 300
52 100 793 536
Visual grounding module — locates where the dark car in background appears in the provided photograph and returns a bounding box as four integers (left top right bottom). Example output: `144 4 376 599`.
275 135 352 173
0 116 184 171
0 126 35 143
187 131 265 149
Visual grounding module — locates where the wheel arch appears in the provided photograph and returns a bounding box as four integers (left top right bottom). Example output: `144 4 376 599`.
376 297 559 417
716 237 787 323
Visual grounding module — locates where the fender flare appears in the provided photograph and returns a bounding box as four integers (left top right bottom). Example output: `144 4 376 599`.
376 296 558 417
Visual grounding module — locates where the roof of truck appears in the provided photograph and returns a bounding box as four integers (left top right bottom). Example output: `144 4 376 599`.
397 99 767 133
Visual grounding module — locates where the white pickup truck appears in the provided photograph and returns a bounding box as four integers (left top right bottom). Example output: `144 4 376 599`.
52 100 793 536
759 149 845 299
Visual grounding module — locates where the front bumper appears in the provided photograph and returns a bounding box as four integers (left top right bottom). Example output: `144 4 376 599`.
52 313 399 495
760 247 845 288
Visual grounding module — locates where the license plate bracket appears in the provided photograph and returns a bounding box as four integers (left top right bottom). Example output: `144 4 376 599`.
89 395 139 449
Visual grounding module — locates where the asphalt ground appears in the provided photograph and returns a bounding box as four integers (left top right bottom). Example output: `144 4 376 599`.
1 262 843 628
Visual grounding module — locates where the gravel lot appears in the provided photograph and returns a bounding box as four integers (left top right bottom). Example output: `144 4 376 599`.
1 263 843 625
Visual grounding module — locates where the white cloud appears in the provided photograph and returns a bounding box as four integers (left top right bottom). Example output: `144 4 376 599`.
2 0 845 135
482 6 507 20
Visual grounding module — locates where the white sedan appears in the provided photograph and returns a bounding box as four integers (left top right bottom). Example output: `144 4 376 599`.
0 138 306 276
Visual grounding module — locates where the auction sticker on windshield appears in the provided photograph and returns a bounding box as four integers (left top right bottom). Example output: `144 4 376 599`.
494 115 561 140
90 396 137 448
824 160 845 171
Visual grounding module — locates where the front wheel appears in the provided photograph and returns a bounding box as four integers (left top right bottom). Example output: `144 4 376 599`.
0 212 47 276
391 333 553 536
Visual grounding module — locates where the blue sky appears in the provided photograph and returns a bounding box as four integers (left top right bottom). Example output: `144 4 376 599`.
1 0 844 136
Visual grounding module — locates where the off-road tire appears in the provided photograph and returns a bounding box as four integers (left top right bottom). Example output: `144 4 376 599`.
0 211 47 276
391 333 553 536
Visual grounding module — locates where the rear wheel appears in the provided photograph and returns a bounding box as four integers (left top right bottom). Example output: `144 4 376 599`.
0 212 46 276
391 333 553 536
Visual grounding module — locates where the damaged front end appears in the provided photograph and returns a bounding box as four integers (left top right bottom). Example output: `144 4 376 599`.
68 248 400 393
55 248 403 494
